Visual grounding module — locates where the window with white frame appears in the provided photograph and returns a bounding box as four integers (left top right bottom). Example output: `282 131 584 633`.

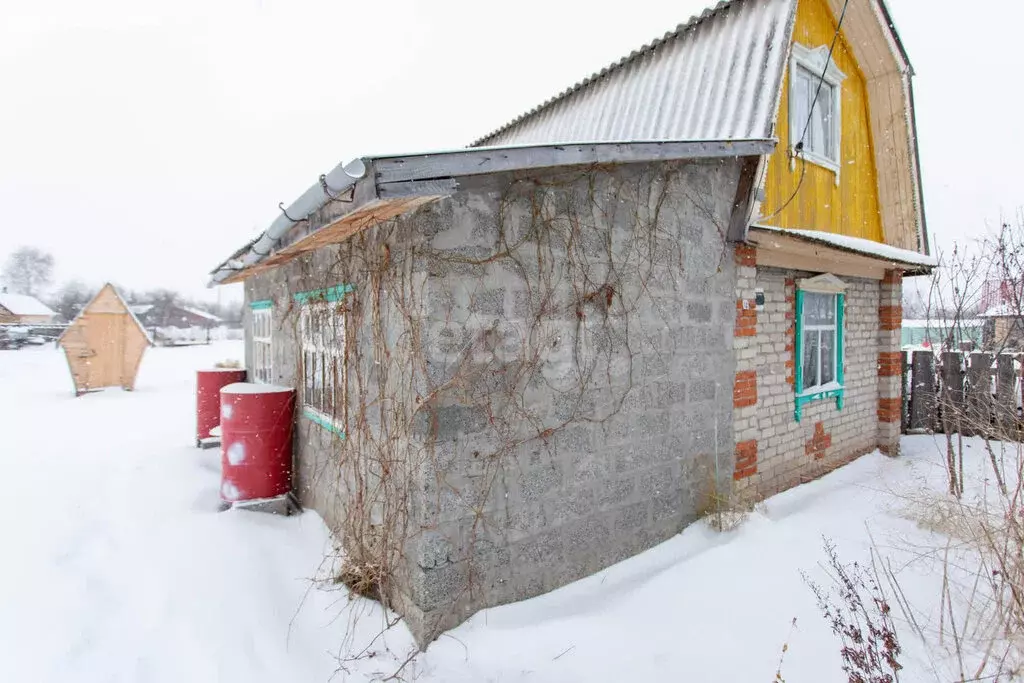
251 305 273 383
789 43 846 177
300 300 345 429
800 292 839 392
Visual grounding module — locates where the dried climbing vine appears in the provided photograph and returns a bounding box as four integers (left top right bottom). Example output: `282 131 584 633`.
260 160 736 670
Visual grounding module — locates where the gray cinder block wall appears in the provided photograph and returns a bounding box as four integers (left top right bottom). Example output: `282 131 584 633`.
245 158 745 647
397 160 741 644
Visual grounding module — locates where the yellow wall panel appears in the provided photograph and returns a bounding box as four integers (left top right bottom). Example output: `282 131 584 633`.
761 0 884 243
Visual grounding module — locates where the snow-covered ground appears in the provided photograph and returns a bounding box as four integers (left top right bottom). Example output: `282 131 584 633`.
0 342 1006 681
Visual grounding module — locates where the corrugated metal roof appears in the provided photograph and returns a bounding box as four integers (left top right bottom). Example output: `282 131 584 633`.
471 0 796 148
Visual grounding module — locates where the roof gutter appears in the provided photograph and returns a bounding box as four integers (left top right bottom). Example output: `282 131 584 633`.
210 138 776 286
209 158 369 284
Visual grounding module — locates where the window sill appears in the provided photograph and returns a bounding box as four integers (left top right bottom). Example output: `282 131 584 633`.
302 407 346 437
791 149 840 184
795 384 845 422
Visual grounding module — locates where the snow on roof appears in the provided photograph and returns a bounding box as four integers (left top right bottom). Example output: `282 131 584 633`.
979 303 1022 318
902 319 984 329
472 0 793 147
130 304 154 315
221 382 293 394
0 292 55 317
750 225 938 269
180 305 221 322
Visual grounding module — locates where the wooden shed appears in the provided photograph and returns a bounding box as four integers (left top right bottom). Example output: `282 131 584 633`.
58 283 152 395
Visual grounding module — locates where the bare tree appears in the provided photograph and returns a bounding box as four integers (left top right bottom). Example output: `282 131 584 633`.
889 212 1024 679
1 247 54 297
49 280 96 323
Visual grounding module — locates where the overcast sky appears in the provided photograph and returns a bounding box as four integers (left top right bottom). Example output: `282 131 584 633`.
1 0 1020 303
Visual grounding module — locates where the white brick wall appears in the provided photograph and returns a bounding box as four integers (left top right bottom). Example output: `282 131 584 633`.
735 267 881 497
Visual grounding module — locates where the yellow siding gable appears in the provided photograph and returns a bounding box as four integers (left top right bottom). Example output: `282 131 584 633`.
760 0 884 243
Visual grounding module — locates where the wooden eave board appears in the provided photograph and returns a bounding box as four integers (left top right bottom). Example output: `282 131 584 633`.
749 229 914 279
220 195 442 284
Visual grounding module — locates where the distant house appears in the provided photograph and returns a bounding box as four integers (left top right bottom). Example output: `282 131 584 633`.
130 302 222 345
0 292 56 324
130 302 221 329
980 304 1024 350
210 0 933 648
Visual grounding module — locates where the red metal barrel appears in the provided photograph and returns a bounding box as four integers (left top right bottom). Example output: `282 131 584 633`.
196 369 247 445
219 383 295 504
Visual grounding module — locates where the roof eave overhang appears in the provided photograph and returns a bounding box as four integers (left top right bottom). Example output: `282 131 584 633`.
748 225 935 279
210 138 776 286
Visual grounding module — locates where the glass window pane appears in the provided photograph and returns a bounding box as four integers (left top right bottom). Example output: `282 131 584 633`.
792 67 811 147
821 330 836 385
303 352 314 405
818 84 835 159
802 330 819 391
804 293 835 325
326 359 337 417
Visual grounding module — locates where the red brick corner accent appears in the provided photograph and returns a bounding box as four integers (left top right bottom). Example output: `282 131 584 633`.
805 422 832 460
878 351 903 377
734 440 758 480
878 397 902 423
736 300 758 337
879 305 902 331
735 244 757 267
733 370 758 408
878 443 901 457
882 270 903 286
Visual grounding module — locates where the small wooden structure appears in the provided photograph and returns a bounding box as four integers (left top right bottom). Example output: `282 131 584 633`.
58 283 152 395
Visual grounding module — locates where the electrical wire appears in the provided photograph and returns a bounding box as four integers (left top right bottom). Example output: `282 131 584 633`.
761 0 851 222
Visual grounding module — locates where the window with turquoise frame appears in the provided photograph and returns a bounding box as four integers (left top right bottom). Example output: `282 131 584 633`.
250 300 273 383
794 274 846 421
294 284 353 437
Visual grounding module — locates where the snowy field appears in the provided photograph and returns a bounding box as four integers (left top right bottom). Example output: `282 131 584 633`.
0 342 1005 681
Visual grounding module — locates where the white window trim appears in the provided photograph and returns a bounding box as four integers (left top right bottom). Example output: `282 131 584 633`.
798 273 848 295
789 43 847 185
299 301 346 433
251 307 273 384
798 308 839 396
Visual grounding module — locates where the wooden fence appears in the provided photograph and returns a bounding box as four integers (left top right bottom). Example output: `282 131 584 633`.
902 351 1024 439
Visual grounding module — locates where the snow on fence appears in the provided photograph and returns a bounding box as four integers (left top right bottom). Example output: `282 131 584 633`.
902 350 1024 439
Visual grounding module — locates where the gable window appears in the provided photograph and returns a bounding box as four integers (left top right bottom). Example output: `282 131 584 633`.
250 302 273 384
794 274 846 421
295 285 352 436
789 43 846 181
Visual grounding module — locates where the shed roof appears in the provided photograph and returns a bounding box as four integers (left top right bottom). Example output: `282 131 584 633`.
472 0 796 147
58 284 154 345
980 304 1022 319
179 305 221 322
0 292 55 317
209 139 773 285
751 224 936 268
